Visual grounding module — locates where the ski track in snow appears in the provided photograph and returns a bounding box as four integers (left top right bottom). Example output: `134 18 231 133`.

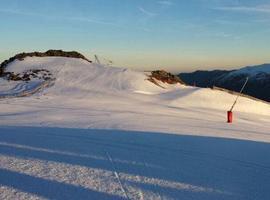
1 127 270 199
105 151 130 199
0 57 270 199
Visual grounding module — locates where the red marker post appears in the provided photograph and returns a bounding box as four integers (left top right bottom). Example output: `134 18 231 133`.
227 77 249 123
227 111 233 123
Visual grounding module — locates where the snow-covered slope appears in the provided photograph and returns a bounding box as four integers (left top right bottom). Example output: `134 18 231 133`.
3 57 178 96
0 57 270 135
0 56 270 200
0 56 270 136
1 56 269 115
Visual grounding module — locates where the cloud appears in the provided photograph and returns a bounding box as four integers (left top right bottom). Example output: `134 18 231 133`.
0 9 42 17
0 9 119 26
64 16 118 26
138 7 157 17
215 4 270 13
0 8 154 32
157 0 173 6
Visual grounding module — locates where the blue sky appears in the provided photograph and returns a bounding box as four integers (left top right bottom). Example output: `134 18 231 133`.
0 0 270 72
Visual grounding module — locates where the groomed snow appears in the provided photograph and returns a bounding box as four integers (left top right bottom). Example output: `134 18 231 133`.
0 57 270 199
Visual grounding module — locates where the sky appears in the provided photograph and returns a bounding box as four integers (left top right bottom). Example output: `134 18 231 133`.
0 0 270 73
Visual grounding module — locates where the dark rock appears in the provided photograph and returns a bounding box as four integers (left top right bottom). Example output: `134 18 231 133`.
148 70 185 86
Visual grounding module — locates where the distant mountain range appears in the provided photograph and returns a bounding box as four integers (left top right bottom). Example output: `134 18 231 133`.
179 64 270 102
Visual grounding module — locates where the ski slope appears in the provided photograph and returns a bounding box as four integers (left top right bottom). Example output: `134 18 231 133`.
0 57 270 199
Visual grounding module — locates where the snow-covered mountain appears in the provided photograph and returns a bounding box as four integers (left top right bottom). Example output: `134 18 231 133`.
1 56 269 117
179 63 270 102
0 54 270 200
229 63 270 76
0 55 270 133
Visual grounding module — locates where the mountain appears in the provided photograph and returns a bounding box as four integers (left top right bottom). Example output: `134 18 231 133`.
0 52 270 200
179 64 270 102
0 51 269 129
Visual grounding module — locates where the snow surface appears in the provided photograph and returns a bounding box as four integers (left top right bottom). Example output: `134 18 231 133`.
0 57 270 199
0 79 48 98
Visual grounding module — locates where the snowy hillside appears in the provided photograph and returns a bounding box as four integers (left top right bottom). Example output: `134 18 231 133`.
0 56 270 200
1 57 269 116
1 57 181 96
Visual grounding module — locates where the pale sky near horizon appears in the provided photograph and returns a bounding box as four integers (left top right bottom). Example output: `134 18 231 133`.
0 0 270 73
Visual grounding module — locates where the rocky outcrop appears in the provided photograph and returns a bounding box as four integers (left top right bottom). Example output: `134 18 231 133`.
148 70 185 87
0 50 92 76
3 69 53 81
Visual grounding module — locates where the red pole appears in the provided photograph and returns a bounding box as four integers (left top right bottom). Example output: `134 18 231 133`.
227 111 233 123
227 77 249 123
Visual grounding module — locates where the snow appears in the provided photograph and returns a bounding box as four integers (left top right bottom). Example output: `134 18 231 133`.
0 57 270 199
1 127 270 200
0 79 48 98
227 63 270 77
5 57 170 96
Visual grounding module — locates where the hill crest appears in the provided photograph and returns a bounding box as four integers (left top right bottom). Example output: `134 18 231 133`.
0 50 92 76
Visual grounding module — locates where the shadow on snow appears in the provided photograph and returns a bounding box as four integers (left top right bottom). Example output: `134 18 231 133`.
0 126 270 199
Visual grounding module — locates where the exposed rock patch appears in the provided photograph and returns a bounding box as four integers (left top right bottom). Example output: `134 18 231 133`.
148 70 185 88
3 69 53 82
